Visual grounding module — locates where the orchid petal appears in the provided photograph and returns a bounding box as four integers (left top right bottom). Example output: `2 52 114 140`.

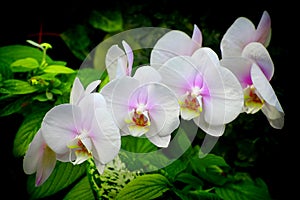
191 24 202 45
147 134 171 148
35 145 57 186
42 104 82 154
242 42 274 80
204 66 244 124
133 65 162 83
220 57 253 87
122 40 133 76
23 130 56 186
256 11 272 47
192 47 220 67
105 44 127 80
251 63 284 129
220 17 255 57
85 79 101 94
70 77 84 105
261 103 284 129
193 114 225 137
158 56 199 96
146 83 180 137
23 130 44 175
77 93 107 129
91 107 121 164
150 30 201 69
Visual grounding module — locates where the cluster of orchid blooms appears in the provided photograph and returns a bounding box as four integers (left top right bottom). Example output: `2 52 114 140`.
23 10 284 187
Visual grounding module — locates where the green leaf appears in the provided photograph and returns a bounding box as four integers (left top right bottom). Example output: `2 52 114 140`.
0 95 31 117
115 174 170 200
191 154 230 186
43 65 75 74
10 57 39 72
13 106 49 157
175 172 204 187
63 176 94 200
0 44 53 67
61 25 91 61
215 178 272 200
89 10 123 32
27 162 87 200
164 159 189 179
174 187 221 200
1 79 39 94
121 135 157 153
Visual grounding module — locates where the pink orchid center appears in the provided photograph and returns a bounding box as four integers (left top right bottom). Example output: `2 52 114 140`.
126 103 151 136
67 130 92 165
243 85 264 114
180 86 203 115
131 104 150 127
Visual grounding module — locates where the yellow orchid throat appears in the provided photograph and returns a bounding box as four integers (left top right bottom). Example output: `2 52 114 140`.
243 85 264 114
125 104 151 136
179 87 203 120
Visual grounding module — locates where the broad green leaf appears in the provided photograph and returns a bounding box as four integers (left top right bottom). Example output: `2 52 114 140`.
215 178 272 200
191 154 230 186
121 135 157 153
174 186 221 200
43 65 75 74
175 172 204 187
1 79 39 94
116 174 170 200
164 159 189 179
10 57 39 72
63 176 94 200
0 95 31 117
13 106 50 157
89 10 123 32
27 162 87 200
0 45 53 67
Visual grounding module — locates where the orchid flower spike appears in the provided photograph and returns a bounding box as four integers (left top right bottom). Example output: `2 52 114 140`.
220 10 271 58
150 24 202 69
220 42 284 129
23 130 57 186
41 78 121 174
100 65 180 148
158 47 244 137
105 40 134 80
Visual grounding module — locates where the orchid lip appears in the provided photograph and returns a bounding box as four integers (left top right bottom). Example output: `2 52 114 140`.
243 85 264 114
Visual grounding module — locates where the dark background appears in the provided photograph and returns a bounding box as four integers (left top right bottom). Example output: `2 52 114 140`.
0 0 295 199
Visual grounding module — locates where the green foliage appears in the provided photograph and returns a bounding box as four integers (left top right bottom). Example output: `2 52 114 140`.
13 105 51 157
115 174 171 200
1 4 281 200
63 176 95 200
27 162 87 199
89 9 123 32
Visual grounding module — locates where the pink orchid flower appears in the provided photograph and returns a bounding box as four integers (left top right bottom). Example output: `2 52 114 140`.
220 10 271 58
150 24 202 69
220 42 284 129
100 66 180 148
22 77 102 186
158 47 244 136
41 91 121 174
